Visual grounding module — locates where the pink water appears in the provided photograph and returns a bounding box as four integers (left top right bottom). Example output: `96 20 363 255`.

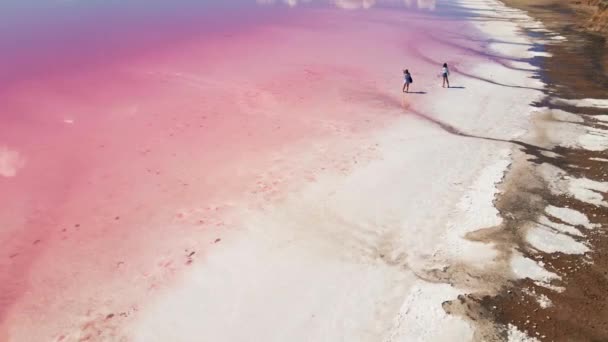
0 1 486 340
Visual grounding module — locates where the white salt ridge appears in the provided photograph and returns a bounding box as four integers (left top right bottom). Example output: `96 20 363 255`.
592 115 608 122
590 157 608 162
555 98 608 109
538 215 582 236
510 253 560 284
534 281 565 293
526 225 589 254
443 153 510 265
537 294 553 309
508 324 541 342
545 205 598 229
567 177 608 207
386 154 512 341
578 127 608 151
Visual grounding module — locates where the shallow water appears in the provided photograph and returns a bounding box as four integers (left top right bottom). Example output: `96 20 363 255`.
0 0 443 86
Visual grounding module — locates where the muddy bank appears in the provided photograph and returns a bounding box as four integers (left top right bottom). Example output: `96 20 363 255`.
502 0 608 98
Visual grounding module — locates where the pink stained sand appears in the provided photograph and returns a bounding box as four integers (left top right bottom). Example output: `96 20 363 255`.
0 2 488 340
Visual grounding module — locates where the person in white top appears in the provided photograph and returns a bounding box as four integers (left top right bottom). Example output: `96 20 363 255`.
442 63 450 88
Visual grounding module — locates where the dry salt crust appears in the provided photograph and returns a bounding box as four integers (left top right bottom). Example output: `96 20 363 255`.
539 162 608 207
526 225 589 254
545 99 608 150
508 324 541 342
533 107 608 152
510 251 560 285
526 91 608 262
522 288 553 309
124 2 599 342
553 98 608 109
538 215 582 237
545 205 598 230
567 177 608 207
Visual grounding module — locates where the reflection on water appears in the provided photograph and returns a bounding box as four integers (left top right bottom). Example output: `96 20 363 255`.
257 0 436 10
0 0 441 91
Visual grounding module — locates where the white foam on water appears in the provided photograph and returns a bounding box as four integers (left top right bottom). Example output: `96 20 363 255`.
534 281 565 293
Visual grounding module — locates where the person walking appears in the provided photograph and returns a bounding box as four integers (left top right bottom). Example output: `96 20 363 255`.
441 63 450 88
402 69 413 93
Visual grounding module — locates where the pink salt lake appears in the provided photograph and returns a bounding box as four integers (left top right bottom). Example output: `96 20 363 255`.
0 1 488 340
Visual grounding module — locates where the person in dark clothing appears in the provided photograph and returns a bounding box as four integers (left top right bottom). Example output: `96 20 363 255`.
403 69 413 93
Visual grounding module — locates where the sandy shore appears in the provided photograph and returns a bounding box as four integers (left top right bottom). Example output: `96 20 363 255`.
0 0 607 341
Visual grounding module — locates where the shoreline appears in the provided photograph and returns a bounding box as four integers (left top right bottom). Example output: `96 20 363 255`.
126 1 557 341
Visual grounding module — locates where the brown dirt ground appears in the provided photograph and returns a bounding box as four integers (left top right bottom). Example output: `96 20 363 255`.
457 1 608 341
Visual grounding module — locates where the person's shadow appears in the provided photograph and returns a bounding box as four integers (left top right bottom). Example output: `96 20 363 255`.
405 91 427 94
448 86 465 89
